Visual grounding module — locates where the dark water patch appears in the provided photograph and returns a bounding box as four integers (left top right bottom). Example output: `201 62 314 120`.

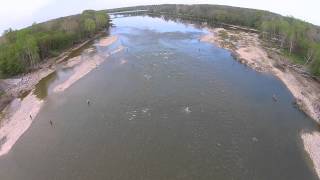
0 136 7 149
18 90 31 100
33 67 75 100
34 72 57 99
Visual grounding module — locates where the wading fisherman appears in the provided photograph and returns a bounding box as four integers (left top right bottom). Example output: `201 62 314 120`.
272 94 278 102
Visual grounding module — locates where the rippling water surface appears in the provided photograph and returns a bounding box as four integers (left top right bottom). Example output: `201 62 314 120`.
0 16 318 180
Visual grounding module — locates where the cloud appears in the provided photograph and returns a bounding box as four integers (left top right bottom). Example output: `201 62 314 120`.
0 0 319 34
0 0 53 18
0 0 53 32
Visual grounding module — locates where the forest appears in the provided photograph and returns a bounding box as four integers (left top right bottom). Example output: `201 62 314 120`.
1 4 320 77
107 4 320 76
0 10 109 76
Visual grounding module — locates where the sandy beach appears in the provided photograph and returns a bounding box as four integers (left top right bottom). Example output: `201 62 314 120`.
201 28 320 122
201 27 320 178
54 54 106 93
302 132 320 178
54 44 124 93
97 36 118 47
0 93 43 156
0 35 120 156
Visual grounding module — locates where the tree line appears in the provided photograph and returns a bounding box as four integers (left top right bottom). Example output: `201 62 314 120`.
0 10 109 76
260 17 320 75
106 4 320 76
1 5 320 76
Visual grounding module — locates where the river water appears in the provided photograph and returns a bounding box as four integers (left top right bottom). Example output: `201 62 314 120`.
0 15 318 180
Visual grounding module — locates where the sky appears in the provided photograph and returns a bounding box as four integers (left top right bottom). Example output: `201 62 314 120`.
0 0 318 34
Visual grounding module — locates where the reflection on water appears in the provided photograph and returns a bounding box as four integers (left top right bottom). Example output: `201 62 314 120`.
33 39 102 99
33 67 75 99
34 72 57 99
58 33 105 63
0 16 318 180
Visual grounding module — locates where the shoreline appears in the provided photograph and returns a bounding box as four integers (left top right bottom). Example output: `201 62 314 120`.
201 27 320 178
302 131 320 179
0 92 43 156
200 27 320 122
0 35 120 157
0 33 102 107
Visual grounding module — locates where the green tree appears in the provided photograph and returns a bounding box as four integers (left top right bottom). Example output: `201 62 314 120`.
3 28 17 43
311 47 320 75
95 12 108 30
277 19 290 48
0 9 109 76
15 30 40 68
84 18 96 36
0 44 24 76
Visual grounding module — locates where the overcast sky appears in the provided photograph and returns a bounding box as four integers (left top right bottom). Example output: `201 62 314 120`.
0 0 318 34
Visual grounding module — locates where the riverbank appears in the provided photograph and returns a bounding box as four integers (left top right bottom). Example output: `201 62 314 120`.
201 27 320 122
0 34 99 109
201 27 320 178
0 31 113 109
0 35 120 156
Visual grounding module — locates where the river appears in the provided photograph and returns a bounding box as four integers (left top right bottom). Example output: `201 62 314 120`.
0 15 318 180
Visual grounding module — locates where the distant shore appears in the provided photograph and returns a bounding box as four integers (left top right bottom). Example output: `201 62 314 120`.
0 35 121 157
201 27 320 178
